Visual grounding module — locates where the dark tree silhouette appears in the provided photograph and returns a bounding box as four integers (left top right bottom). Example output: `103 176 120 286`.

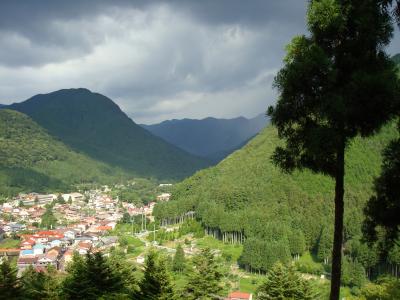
268 1 399 299
364 131 400 246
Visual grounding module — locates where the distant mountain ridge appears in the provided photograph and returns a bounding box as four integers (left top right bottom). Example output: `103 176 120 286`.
8 88 210 180
141 114 269 162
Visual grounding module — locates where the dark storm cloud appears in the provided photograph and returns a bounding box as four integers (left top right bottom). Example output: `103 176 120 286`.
0 1 397 123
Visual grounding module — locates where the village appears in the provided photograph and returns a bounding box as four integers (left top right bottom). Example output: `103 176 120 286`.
0 185 257 299
0 185 172 275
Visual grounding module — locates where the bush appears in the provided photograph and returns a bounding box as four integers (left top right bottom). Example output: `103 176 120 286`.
295 260 324 276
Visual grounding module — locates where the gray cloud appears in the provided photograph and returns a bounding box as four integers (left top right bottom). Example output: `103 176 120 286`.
0 1 398 124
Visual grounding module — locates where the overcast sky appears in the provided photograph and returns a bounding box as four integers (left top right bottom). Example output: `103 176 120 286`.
0 1 399 124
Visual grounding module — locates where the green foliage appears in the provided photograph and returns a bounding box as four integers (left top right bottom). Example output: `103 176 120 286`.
21 265 59 299
155 122 397 273
9 88 210 180
270 1 399 297
0 109 131 196
317 226 333 264
111 178 161 206
256 262 317 300
0 238 20 249
137 250 175 300
0 259 22 299
364 131 400 246
61 252 134 299
183 248 224 300
40 207 57 229
178 219 204 238
341 257 366 288
172 244 186 273
359 276 400 300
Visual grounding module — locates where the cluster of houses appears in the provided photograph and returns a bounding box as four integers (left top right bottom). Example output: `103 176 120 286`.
0 188 174 275
16 227 119 274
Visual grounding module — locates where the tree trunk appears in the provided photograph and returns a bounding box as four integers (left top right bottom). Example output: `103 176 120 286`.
330 141 345 300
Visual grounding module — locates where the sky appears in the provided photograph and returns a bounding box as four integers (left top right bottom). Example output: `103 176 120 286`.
0 1 399 124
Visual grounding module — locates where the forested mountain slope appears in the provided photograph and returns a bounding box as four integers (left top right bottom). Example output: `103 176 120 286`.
8 88 210 180
142 114 268 162
0 109 130 196
154 122 398 271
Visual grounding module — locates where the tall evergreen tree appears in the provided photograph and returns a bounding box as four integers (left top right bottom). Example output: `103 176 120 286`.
0 259 22 299
21 265 59 300
184 248 224 300
138 250 175 300
364 132 400 246
268 0 399 298
256 262 316 300
172 244 186 273
61 252 127 300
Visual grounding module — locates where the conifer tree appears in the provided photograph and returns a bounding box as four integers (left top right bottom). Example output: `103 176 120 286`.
21 265 59 300
0 259 22 299
184 248 224 300
268 1 399 298
61 252 127 300
138 250 175 300
172 244 186 273
256 262 316 300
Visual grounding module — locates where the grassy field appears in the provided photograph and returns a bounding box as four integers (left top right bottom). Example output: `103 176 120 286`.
196 236 243 263
0 238 20 249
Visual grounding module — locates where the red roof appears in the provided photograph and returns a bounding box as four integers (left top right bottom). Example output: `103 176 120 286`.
96 226 112 231
228 291 252 300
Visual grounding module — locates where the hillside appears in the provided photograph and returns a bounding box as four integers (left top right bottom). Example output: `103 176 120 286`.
0 109 130 196
8 89 210 180
154 122 398 271
141 114 268 162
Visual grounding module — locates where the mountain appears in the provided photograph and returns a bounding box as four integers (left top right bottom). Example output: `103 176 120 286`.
8 88 210 180
0 104 6 108
141 114 269 162
153 122 398 271
0 109 130 196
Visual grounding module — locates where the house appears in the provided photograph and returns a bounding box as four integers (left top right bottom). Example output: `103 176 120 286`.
33 244 46 255
59 249 74 272
20 238 35 250
62 193 84 203
76 241 92 255
226 292 253 300
37 256 56 268
17 256 38 273
99 236 118 248
156 193 171 201
10 223 26 232
50 239 62 248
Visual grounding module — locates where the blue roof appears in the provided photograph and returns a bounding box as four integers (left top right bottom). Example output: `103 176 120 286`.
21 250 33 255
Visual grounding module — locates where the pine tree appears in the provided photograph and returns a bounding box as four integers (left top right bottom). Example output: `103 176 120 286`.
268 1 398 298
138 250 175 300
21 265 59 300
184 248 224 300
61 252 127 300
256 262 316 300
172 244 186 273
0 259 22 299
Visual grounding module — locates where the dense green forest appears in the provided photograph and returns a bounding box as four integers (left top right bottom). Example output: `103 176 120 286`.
8 88 210 180
154 122 399 279
0 109 130 197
